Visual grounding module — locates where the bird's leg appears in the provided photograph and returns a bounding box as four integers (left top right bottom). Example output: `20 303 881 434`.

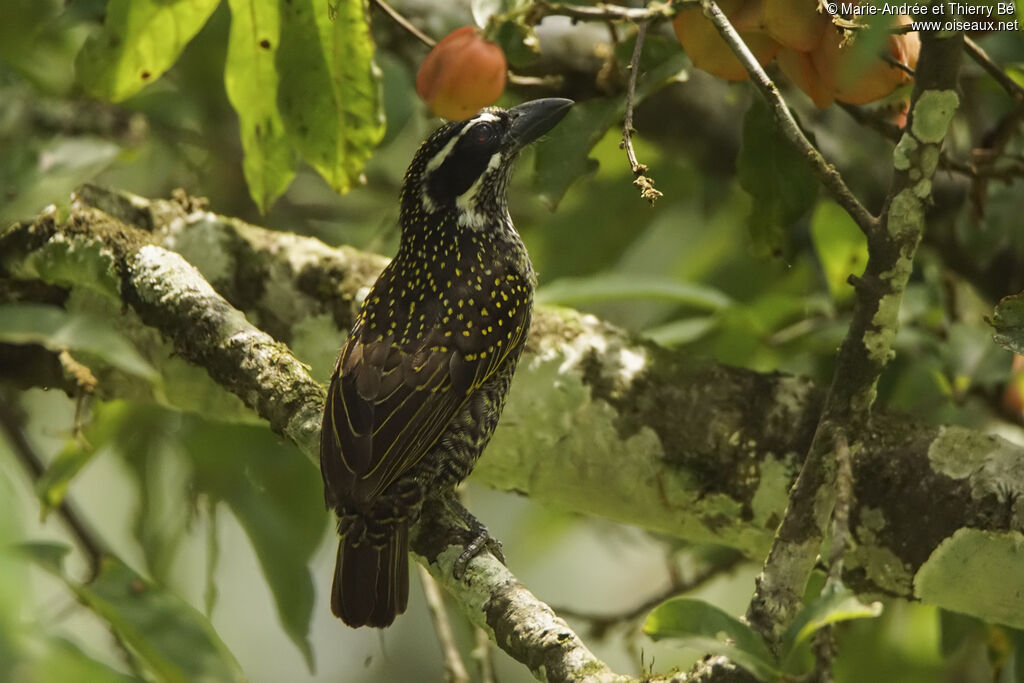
440 492 505 579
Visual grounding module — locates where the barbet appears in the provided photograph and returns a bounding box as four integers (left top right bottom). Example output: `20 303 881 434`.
320 98 573 628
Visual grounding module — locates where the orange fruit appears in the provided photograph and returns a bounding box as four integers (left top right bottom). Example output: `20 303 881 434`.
673 0 781 82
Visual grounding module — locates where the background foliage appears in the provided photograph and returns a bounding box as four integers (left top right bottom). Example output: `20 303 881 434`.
1 0 1023 681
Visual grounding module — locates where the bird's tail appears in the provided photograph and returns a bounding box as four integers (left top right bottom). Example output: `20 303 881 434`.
331 520 409 628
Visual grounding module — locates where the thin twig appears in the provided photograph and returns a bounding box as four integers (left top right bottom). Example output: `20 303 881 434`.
529 0 682 24
507 72 565 88
0 394 107 579
418 565 470 683
964 36 1024 101
372 0 436 48
473 626 497 683
553 549 744 638
620 22 662 205
701 0 878 237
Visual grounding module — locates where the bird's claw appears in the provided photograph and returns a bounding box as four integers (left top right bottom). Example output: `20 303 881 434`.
453 523 505 579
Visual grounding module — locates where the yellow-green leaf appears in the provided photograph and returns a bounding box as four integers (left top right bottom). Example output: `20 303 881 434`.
75 0 221 101
276 0 385 194
224 0 296 212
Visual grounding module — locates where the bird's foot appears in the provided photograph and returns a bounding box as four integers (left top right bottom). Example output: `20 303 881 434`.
453 519 505 579
442 495 505 579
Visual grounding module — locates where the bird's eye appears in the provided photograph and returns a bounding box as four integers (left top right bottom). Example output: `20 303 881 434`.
471 122 496 145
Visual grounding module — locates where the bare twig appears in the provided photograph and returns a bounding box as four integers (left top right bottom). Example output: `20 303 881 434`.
701 0 878 237
473 627 497 683
372 0 436 47
507 72 565 88
0 394 107 580
620 22 662 205
418 565 470 683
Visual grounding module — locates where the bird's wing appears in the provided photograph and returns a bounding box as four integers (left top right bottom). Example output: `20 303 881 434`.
320 307 528 508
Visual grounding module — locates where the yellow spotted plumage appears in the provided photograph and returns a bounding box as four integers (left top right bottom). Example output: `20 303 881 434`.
320 99 572 628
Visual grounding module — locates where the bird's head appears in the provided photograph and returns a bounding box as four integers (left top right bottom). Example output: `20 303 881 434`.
399 98 573 233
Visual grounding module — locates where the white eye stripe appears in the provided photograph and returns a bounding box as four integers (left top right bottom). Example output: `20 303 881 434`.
423 113 503 172
472 112 500 124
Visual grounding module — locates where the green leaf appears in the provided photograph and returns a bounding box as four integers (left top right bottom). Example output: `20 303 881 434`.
537 275 732 310
780 583 883 663
29 637 141 683
532 98 618 210
491 20 540 69
532 33 688 209
643 316 719 347
738 99 818 257
644 597 778 681
183 420 323 671
35 402 138 515
276 0 385 194
17 541 72 574
0 303 157 380
75 0 221 101
938 609 986 656
69 557 245 683
36 444 98 515
224 0 296 212
989 292 1024 355
810 201 868 303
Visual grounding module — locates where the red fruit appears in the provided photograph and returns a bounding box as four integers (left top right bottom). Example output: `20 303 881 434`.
673 0 781 82
416 26 507 120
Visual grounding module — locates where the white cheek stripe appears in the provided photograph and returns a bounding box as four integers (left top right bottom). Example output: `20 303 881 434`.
425 135 460 173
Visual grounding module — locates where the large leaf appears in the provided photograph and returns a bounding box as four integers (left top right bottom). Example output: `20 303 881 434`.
75 0 221 101
276 0 385 194
644 597 778 681
0 303 156 380
224 0 296 212
537 274 732 310
22 546 245 683
532 98 619 210
738 98 818 256
989 292 1024 355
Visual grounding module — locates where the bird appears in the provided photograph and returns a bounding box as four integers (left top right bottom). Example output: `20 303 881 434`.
320 98 573 628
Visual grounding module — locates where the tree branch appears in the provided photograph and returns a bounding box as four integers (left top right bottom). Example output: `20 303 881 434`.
745 19 966 646
3 185 1023 677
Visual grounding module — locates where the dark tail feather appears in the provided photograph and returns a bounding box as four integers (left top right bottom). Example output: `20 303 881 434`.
332 523 409 628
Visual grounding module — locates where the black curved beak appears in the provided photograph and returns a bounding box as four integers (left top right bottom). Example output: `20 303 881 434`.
508 98 574 151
